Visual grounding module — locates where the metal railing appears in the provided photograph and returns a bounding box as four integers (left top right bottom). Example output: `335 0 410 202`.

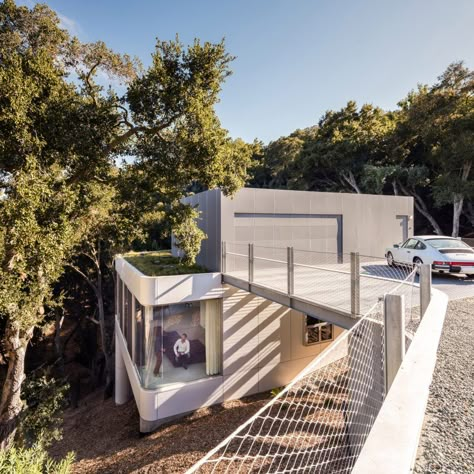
222 242 419 318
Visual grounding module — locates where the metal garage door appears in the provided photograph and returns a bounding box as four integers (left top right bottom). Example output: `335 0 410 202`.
233 213 342 255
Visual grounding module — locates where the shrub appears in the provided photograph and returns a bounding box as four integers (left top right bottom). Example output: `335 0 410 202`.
16 371 69 448
0 442 74 474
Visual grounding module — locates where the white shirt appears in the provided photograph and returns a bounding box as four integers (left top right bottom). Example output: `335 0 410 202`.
174 339 190 356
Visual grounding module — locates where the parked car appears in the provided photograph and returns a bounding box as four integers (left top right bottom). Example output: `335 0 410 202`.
385 235 474 278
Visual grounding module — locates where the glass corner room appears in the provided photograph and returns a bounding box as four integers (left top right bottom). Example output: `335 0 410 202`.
116 276 222 389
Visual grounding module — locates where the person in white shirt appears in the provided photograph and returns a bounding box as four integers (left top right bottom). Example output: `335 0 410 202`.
174 333 191 369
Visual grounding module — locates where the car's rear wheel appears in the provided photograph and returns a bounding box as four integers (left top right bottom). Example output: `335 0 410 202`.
413 257 423 273
387 252 395 267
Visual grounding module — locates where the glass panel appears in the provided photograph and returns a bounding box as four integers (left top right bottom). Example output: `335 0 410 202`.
140 301 212 388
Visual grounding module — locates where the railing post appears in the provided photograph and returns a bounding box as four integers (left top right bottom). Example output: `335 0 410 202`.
384 293 405 393
419 264 432 319
350 252 360 316
248 243 254 283
221 241 226 273
287 246 294 296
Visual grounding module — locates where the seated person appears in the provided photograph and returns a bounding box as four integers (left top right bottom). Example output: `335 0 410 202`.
174 333 191 369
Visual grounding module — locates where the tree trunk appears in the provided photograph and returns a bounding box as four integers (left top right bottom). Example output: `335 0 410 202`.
0 324 31 449
398 182 444 235
341 170 361 194
452 196 464 237
96 243 114 398
452 161 472 237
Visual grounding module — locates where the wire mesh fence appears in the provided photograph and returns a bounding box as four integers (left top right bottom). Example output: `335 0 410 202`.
187 300 387 474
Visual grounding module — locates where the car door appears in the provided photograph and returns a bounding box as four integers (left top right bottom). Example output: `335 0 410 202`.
398 238 418 263
413 240 428 262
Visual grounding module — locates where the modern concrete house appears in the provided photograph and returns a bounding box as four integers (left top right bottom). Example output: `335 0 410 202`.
115 188 413 432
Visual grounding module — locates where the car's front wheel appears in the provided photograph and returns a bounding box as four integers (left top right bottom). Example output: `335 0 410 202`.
387 252 395 267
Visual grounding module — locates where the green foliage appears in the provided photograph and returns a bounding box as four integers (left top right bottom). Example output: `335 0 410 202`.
17 372 69 448
270 386 285 398
124 251 207 276
0 442 74 474
169 205 207 266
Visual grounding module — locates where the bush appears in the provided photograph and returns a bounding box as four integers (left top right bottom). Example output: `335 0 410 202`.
16 371 69 448
0 442 74 474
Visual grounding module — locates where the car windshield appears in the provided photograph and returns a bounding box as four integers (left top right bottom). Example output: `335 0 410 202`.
426 239 471 250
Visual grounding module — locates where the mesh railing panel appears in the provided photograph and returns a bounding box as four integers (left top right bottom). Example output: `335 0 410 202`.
226 242 249 276
253 245 288 293
187 302 386 474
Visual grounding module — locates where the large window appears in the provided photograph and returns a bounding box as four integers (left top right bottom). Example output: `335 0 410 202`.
116 281 223 389
303 315 333 345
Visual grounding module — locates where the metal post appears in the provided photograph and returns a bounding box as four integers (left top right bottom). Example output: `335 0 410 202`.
350 252 360 317
248 243 254 283
384 294 405 393
287 247 294 296
221 241 226 273
419 264 432 319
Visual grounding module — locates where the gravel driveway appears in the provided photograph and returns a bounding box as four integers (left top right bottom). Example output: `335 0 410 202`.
414 297 474 473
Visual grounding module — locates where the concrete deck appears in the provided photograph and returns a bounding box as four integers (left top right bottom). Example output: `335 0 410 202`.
224 260 419 328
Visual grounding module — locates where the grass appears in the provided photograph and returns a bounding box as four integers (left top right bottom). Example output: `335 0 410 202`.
123 250 208 276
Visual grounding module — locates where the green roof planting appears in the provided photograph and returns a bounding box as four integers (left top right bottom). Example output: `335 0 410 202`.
123 250 208 276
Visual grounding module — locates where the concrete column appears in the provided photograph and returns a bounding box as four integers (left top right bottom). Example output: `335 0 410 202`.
384 294 405 392
115 328 132 405
350 252 360 316
287 246 294 296
221 241 226 273
248 243 254 283
419 264 432 318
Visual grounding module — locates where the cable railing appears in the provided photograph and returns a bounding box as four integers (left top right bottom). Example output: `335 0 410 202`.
188 261 425 474
223 242 419 318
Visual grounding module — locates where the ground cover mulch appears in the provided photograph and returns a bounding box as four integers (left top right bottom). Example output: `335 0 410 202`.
50 389 269 473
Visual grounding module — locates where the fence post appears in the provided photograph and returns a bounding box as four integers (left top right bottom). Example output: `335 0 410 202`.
287 246 294 296
248 243 254 283
419 264 432 319
221 241 226 273
350 252 360 317
384 293 405 393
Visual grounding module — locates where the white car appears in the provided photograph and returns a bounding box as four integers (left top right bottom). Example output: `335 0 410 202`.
385 235 474 278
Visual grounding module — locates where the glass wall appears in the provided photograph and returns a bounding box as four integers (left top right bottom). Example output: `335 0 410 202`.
116 278 222 389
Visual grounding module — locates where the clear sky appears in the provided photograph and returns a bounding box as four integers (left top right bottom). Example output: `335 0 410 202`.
22 0 474 143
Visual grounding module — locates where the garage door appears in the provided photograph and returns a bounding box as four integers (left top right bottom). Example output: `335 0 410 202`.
233 213 342 255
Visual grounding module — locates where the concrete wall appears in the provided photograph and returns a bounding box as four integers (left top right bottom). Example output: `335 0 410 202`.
221 284 346 400
179 188 414 271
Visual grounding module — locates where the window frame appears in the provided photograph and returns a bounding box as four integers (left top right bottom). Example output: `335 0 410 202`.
303 315 334 346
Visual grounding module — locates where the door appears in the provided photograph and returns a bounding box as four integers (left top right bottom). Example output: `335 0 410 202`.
396 215 409 242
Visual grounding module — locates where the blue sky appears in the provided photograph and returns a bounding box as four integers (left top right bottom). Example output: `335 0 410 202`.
22 0 474 143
